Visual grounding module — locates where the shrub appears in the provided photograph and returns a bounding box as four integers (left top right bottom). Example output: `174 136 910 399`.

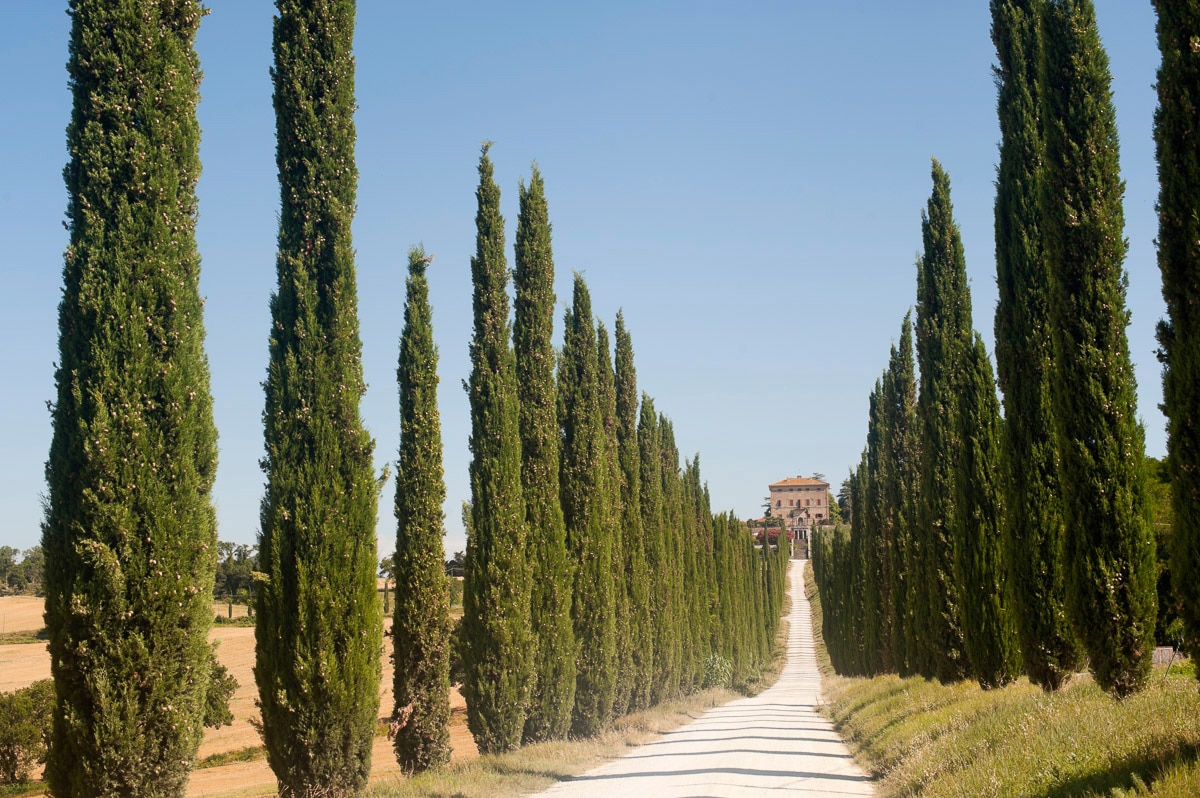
204 652 239 729
448 615 466 686
702 654 733 689
0 680 54 784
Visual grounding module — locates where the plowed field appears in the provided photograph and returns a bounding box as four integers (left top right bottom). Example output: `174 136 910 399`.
0 597 477 796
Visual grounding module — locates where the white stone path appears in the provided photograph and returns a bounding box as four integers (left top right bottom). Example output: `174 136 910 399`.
532 559 874 797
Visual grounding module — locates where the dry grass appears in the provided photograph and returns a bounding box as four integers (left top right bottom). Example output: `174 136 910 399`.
805 563 1200 798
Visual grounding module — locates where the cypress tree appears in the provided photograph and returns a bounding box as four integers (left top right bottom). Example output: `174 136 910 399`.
596 322 634 716
461 143 532 752
955 334 1022 689
391 248 451 771
559 275 617 736
885 315 922 677
992 0 1082 691
615 315 654 711
678 456 703 692
256 1 383 791
659 416 687 696
686 458 718 680
513 168 575 743
1042 0 1156 698
863 381 889 673
843 467 863 674
1153 0 1200 679
639 398 674 703
712 513 737 670
43 2 218 792
914 160 972 684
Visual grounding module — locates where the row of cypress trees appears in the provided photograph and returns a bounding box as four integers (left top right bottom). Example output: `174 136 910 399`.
42 2 790 794
814 0 1165 700
460 143 789 756
1156 1 1200 687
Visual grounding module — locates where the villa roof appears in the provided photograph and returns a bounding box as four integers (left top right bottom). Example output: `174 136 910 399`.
769 476 829 489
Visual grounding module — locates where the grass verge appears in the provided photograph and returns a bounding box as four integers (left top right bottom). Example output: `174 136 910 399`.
804 563 1200 797
0 783 44 798
196 745 267 770
0 629 47 645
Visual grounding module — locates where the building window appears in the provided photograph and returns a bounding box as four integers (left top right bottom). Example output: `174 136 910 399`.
788 499 793 507
776 500 781 508
805 499 811 507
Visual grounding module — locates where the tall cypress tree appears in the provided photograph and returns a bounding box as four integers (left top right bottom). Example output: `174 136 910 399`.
914 160 971 684
615 315 654 711
1042 0 1156 698
639 397 674 703
43 2 219 793
513 167 575 743
559 275 616 736
955 334 1022 689
596 322 634 716
659 416 687 697
1153 0 1200 679
255 1 382 792
391 248 451 771
884 315 921 677
685 458 718 682
678 455 703 691
992 0 1082 692
862 380 888 674
461 143 532 752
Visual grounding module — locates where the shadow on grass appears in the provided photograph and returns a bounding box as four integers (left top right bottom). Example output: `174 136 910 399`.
1043 745 1200 798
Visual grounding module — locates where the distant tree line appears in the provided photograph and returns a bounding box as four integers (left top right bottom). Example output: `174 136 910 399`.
39 1 790 796
0 547 42 597
814 0 1197 701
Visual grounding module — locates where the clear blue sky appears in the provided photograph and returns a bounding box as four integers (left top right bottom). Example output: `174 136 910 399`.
0 2 1166 559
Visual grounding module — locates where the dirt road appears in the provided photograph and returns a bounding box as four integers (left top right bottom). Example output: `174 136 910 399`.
533 560 874 798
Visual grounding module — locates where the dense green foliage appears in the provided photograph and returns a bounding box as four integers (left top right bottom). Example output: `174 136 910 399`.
1153 0 1200 680
821 167 1012 690
913 161 972 684
513 168 575 743
462 144 533 754
954 334 1021 688
992 0 1082 692
558 276 617 737
255 1 383 792
849 394 884 675
658 417 688 699
0 548 43 597
614 316 654 711
638 399 675 704
1042 0 1156 698
42 2 220 793
0 681 54 785
392 248 452 771
884 318 920 677
818 2 1173 709
596 323 634 717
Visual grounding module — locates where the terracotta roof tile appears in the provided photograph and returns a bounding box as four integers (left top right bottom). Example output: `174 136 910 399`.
769 477 829 488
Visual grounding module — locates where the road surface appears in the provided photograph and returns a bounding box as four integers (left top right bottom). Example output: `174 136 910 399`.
534 559 874 797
